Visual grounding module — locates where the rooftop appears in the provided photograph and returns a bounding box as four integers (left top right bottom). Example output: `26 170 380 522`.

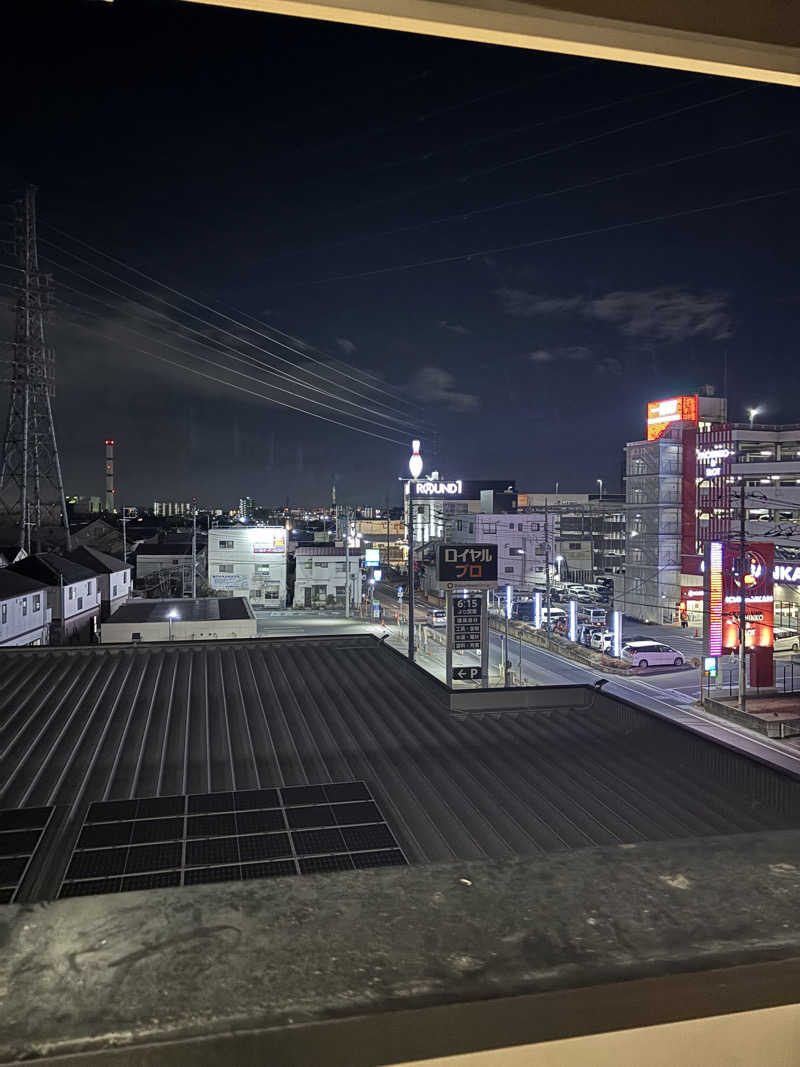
7 552 97 587
295 545 364 556
2 635 800 905
0 569 47 599
66 545 128 575
135 542 195 556
107 597 252 623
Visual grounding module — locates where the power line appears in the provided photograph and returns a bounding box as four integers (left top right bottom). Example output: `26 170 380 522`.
262 126 792 266
272 82 749 248
54 311 411 447
50 286 409 435
297 184 800 286
36 236 424 424
39 225 411 406
39 260 411 431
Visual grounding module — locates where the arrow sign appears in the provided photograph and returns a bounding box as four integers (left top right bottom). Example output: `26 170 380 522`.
452 666 482 681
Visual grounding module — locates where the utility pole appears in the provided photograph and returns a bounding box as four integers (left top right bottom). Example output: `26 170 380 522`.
192 500 197 599
345 507 351 618
121 507 129 565
0 187 71 551
544 498 552 649
738 476 747 711
407 480 415 662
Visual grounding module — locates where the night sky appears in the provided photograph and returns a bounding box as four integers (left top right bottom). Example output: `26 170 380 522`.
2 0 798 508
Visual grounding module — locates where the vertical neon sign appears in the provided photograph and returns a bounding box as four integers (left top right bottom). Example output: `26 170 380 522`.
612 610 622 659
533 592 542 629
708 541 723 656
568 599 577 642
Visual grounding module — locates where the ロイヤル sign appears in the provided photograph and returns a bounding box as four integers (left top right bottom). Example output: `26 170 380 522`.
437 544 498 587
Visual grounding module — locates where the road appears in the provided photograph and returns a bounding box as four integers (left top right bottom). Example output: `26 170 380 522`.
254 600 800 777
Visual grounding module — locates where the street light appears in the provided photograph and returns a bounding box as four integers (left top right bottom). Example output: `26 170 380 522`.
748 407 761 428
407 439 423 663
596 478 603 501
167 609 178 641
555 554 564 581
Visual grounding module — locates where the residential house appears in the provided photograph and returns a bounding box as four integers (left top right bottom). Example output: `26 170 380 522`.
294 545 363 608
66 546 132 620
0 570 51 647
7 553 101 644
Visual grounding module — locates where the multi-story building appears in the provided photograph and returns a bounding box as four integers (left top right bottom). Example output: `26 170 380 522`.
293 545 363 608
621 389 800 632
207 526 287 608
353 517 406 569
687 420 800 630
518 493 626 584
7 553 101 644
153 502 194 517
623 390 727 624
66 546 132 620
404 477 516 551
475 513 555 588
0 570 51 647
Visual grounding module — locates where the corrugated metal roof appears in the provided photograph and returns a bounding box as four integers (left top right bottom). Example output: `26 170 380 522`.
2 635 800 902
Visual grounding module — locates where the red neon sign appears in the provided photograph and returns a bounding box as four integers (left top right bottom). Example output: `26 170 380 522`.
646 395 698 440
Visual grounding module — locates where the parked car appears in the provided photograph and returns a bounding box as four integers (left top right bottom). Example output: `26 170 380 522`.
590 630 613 652
426 608 446 627
621 641 685 668
578 606 607 628
774 627 800 652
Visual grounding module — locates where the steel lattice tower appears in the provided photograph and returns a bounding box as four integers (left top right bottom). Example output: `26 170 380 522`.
0 187 71 552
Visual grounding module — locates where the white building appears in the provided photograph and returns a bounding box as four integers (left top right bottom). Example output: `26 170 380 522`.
67 546 132 619
101 597 257 644
294 545 363 608
7 553 101 644
153 502 194 517
0 570 51 647
207 525 287 608
475 512 556 588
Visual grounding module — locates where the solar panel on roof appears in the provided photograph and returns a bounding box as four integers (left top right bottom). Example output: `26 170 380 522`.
55 781 406 901
0 804 54 903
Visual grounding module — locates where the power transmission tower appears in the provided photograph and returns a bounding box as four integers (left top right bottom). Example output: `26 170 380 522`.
0 187 71 552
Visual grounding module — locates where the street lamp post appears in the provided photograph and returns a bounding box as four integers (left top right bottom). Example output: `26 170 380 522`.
407 440 423 663
555 554 564 582
597 478 604 502
167 609 178 641
748 407 760 428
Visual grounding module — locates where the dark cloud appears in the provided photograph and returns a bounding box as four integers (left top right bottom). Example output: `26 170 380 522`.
411 366 479 412
335 336 357 355
437 320 471 335
497 285 732 343
587 288 732 342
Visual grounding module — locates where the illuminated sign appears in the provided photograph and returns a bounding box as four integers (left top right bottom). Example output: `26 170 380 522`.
611 609 622 658
775 565 800 583
252 529 286 554
568 599 577 642
720 542 774 651
705 466 722 477
437 544 498 587
646 395 698 440
364 548 381 566
697 447 731 462
706 541 724 656
410 480 462 496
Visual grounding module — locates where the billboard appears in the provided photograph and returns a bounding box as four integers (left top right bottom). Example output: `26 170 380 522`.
364 548 381 566
704 540 774 654
252 530 286 554
437 544 498 587
646 395 698 441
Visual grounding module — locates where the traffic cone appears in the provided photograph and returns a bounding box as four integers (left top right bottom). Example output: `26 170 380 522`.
694 628 699 638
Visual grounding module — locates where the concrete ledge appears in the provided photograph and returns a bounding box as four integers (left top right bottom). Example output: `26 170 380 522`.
6 832 800 1064
703 695 800 738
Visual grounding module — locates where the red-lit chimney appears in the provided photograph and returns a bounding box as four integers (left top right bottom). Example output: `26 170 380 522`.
105 439 115 512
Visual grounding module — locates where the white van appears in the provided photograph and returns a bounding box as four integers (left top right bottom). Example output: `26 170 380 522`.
426 608 446 628
622 641 685 668
774 627 800 652
579 606 607 627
